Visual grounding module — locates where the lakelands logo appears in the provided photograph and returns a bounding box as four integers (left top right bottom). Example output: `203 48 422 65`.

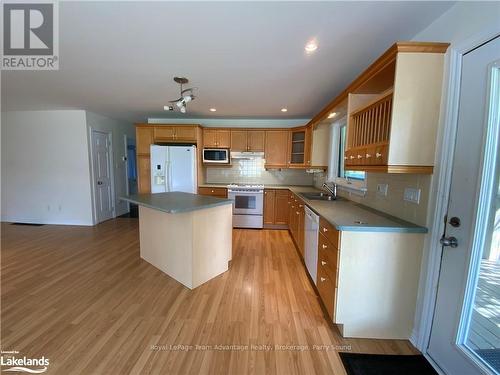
0 351 49 373
1 1 59 70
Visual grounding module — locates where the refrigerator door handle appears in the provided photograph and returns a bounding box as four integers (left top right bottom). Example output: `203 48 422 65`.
168 161 173 192
164 161 170 192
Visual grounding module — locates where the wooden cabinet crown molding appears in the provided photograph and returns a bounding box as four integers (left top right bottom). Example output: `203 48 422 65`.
306 41 450 130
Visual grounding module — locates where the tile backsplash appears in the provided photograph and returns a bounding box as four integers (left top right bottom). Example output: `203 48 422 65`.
205 157 314 185
325 172 432 227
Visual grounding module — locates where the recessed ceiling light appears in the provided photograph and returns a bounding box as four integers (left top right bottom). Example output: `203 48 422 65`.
281 108 288 112
305 39 318 54
209 108 217 112
327 112 337 119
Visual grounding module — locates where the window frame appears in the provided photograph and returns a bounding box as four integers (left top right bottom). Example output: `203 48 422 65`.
327 117 367 194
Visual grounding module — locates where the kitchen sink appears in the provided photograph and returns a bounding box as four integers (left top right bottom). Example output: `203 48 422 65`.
300 192 336 201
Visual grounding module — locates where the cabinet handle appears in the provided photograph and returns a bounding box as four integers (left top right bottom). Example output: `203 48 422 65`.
320 277 326 282
344 156 348 160
366 153 372 158
323 228 328 232
357 154 363 159
296 211 299 215
322 244 328 249
376 152 382 158
349 156 355 160
321 261 327 266
299 204 303 208
211 190 214 193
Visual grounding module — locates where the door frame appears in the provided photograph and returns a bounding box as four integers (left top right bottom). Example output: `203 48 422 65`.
123 134 130 212
414 26 500 368
89 128 116 224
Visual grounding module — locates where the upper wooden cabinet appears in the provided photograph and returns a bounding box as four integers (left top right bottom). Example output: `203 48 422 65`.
307 42 449 174
230 130 265 151
288 127 312 168
203 129 230 148
264 130 289 168
154 125 198 142
310 123 330 169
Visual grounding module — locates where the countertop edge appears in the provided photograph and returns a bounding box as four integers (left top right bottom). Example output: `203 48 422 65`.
120 196 232 214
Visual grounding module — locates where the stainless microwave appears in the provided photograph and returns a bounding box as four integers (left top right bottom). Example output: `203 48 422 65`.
203 148 230 164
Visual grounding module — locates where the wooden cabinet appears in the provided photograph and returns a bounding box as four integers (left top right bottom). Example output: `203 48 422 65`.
287 192 305 257
203 129 230 148
327 44 448 174
263 189 276 225
154 126 197 142
231 130 265 151
274 190 289 225
137 126 154 155
316 218 340 320
264 189 289 226
264 130 289 168
247 131 265 151
310 123 330 169
197 187 227 198
137 156 151 194
288 127 312 168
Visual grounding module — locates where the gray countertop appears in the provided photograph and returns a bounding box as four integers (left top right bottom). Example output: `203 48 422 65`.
199 183 427 233
121 192 232 214
287 187 427 233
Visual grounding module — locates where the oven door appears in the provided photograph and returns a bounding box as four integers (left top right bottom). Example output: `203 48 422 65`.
228 190 263 215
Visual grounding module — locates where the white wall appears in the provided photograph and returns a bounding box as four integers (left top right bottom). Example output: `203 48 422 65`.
411 1 500 349
1 110 94 225
86 111 135 218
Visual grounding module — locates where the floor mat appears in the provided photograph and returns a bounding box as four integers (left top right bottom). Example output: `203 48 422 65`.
339 353 437 375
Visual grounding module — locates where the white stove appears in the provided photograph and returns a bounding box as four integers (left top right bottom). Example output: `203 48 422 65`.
226 184 264 228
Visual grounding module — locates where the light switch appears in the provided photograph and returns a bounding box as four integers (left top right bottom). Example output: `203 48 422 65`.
377 184 388 196
404 188 421 204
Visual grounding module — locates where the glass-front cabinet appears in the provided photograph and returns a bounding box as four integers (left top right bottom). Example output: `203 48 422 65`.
288 127 311 168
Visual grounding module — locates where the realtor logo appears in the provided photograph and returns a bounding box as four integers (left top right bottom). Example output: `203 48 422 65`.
2 1 59 70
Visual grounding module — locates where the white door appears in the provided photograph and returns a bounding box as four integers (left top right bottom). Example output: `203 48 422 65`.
92 130 114 223
428 36 500 374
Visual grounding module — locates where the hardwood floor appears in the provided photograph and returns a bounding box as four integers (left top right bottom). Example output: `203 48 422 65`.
1 219 418 374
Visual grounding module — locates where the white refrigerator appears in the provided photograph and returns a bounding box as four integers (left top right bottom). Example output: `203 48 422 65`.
150 145 197 193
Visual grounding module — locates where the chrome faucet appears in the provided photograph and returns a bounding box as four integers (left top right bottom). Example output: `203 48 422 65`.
322 182 337 200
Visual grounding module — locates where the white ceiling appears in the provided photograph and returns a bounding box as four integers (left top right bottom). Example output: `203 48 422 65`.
2 1 454 122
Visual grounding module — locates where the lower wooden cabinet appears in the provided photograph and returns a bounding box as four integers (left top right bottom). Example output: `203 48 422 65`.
264 189 289 226
317 262 336 319
137 155 151 194
197 187 227 198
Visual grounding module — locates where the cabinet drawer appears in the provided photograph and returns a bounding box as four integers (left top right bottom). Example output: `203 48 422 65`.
318 234 338 284
319 217 340 248
316 263 335 319
198 187 227 198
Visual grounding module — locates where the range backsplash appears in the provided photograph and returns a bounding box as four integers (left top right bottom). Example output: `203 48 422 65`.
204 157 314 185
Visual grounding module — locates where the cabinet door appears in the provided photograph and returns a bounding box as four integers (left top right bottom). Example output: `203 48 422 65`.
304 126 312 167
136 127 154 155
297 202 305 257
203 129 218 147
265 130 289 167
231 130 247 151
247 130 265 151
137 155 151 193
288 194 296 233
217 130 231 148
274 190 289 225
154 127 175 141
263 189 276 224
175 126 197 141
198 187 227 198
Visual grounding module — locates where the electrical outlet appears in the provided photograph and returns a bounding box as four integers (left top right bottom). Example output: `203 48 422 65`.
376 184 388 196
404 188 421 204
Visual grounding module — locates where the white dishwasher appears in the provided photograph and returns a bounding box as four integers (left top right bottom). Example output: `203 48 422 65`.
304 206 319 285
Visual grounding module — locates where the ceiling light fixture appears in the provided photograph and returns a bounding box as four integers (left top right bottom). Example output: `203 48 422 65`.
305 39 318 54
281 108 288 112
327 112 337 119
209 108 217 112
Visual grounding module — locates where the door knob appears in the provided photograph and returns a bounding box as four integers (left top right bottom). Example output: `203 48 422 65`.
440 236 458 248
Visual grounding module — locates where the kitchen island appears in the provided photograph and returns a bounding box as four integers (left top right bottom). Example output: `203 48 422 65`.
121 192 233 289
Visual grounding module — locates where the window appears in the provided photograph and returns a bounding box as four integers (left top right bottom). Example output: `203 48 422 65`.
328 120 367 194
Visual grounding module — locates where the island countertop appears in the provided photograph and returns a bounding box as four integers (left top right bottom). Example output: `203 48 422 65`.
121 192 232 214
